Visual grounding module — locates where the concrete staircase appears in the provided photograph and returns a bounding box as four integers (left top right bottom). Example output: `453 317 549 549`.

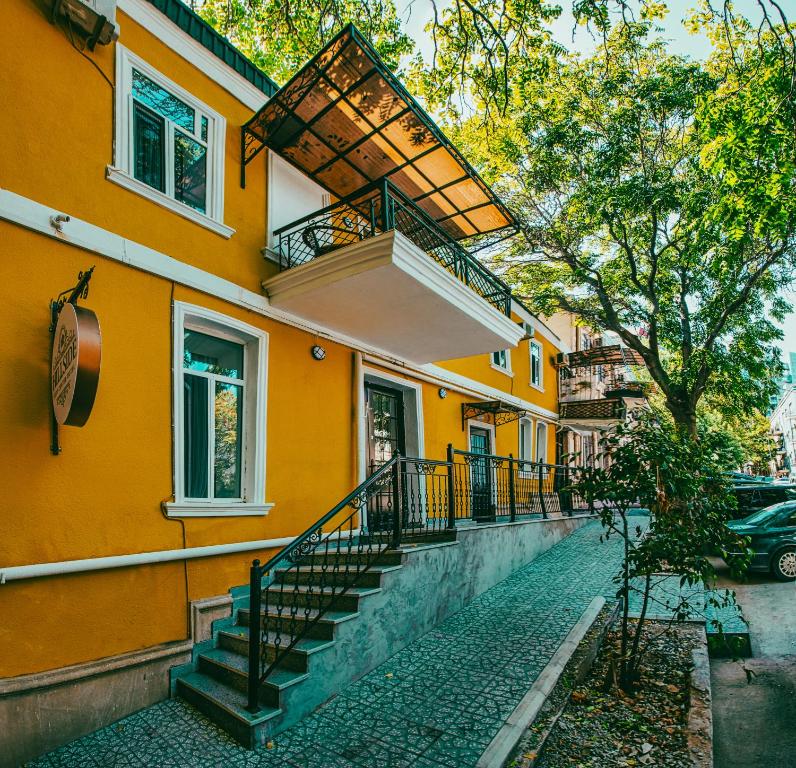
173 548 406 748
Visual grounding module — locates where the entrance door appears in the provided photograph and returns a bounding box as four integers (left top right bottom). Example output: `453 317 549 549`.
469 426 494 522
365 384 406 530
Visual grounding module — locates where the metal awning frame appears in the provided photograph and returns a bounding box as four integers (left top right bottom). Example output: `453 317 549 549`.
241 24 518 242
462 401 529 430
556 344 645 369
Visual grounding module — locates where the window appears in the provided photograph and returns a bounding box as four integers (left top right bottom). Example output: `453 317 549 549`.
111 46 232 237
519 418 533 474
536 422 548 464
530 341 543 388
168 303 270 517
491 349 511 373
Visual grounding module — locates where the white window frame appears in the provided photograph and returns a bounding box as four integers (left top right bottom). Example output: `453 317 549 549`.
109 45 234 239
518 417 534 476
530 340 544 391
536 421 548 464
165 302 271 517
490 349 513 376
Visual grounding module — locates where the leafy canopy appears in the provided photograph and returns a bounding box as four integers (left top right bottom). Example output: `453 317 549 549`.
447 20 794 430
190 0 413 84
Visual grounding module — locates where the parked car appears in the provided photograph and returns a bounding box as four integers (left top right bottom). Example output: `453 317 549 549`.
725 502 796 581
730 483 796 519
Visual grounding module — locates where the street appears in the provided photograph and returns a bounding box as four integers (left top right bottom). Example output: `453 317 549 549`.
710 558 796 768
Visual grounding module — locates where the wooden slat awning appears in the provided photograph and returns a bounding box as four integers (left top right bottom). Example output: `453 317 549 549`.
241 24 517 242
557 344 645 369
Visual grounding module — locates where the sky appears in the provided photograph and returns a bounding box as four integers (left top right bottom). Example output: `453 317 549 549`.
395 0 796 360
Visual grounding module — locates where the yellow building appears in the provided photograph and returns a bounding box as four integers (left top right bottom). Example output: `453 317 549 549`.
0 1 577 762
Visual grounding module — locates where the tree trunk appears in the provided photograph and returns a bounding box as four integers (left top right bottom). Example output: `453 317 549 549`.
666 401 698 439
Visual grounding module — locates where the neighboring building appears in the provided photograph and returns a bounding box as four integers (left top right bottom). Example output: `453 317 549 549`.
769 354 796 478
0 1 575 762
544 315 647 466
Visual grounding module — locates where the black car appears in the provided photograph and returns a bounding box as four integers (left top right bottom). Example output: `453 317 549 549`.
726 502 796 581
730 483 796 519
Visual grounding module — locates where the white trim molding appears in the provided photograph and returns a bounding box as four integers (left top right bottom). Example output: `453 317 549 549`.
111 45 232 237
0 188 559 425
117 0 269 111
171 301 269 513
163 502 274 517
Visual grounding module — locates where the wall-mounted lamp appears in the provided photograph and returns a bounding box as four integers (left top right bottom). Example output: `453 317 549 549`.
438 388 448 399
311 344 326 361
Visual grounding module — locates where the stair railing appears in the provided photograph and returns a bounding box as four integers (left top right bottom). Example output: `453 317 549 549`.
245 450 592 712
246 455 407 713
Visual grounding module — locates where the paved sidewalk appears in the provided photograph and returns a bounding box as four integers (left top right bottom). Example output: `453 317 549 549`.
710 559 796 768
30 520 629 768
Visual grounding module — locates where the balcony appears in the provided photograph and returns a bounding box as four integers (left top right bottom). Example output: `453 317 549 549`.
262 181 523 363
557 344 647 430
243 23 524 362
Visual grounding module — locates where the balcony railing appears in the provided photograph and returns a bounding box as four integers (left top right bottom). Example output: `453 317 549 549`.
271 179 513 316
559 364 647 404
560 398 627 422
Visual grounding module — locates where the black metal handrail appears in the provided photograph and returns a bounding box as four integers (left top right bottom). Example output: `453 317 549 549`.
245 449 595 712
270 179 512 316
450 446 595 521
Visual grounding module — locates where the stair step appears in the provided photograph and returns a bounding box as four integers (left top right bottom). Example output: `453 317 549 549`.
297 549 404 567
198 648 309 706
260 584 382 613
273 563 402 588
237 606 359 639
176 672 281 749
217 625 335 672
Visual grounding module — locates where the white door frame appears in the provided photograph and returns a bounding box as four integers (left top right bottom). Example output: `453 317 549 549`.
358 366 425 483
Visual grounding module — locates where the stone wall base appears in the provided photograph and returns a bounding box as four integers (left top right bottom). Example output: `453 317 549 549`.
0 593 232 768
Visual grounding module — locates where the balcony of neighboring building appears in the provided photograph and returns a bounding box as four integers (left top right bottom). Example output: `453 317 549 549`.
557 344 647 430
241 24 524 363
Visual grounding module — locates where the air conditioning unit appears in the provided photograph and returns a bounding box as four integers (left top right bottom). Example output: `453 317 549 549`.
518 321 535 340
50 0 119 48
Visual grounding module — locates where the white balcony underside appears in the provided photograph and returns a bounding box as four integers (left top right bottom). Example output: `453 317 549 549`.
263 230 524 364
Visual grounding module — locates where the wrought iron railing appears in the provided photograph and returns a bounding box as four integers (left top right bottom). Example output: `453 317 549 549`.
449 447 594 521
245 449 595 712
270 179 512 316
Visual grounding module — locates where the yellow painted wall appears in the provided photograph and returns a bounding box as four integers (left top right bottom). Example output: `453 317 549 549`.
438 323 560 416
0 0 562 680
0 226 354 676
0 1 273 293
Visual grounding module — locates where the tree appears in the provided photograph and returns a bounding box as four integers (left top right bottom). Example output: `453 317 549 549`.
188 0 793 118
190 0 413 84
448 21 794 434
574 412 749 692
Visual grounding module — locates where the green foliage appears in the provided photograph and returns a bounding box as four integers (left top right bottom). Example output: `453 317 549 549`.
697 406 777 474
445 21 793 431
189 0 412 84
573 412 750 690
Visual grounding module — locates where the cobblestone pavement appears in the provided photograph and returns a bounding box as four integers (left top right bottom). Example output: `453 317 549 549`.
29 520 632 768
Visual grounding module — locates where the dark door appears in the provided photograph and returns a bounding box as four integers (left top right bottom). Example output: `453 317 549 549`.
469 426 494 522
365 384 406 530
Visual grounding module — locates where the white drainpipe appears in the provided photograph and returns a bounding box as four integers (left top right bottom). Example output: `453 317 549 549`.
0 535 331 584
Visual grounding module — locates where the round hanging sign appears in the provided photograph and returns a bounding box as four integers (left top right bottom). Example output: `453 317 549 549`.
51 303 101 426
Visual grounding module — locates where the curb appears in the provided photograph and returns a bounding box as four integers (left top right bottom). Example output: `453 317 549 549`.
687 626 713 768
475 596 607 768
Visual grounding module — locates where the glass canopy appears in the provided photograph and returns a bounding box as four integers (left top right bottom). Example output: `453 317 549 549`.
242 24 517 242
